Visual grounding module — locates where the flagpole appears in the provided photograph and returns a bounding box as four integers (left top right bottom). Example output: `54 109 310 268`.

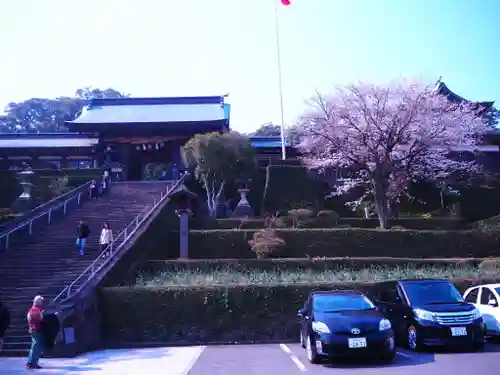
274 2 287 160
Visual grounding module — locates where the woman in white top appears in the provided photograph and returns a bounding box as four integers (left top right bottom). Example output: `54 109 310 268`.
99 222 113 256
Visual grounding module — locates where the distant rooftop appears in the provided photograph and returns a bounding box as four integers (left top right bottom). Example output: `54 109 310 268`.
249 135 291 148
437 81 494 110
67 95 230 125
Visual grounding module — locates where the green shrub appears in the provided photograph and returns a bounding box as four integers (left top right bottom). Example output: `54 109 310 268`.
99 276 500 345
262 165 326 213
283 208 316 228
317 210 340 220
471 214 500 233
186 228 499 259
478 258 500 272
136 257 488 276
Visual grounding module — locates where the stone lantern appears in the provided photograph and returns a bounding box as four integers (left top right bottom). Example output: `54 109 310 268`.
168 184 198 259
11 168 36 214
231 177 254 218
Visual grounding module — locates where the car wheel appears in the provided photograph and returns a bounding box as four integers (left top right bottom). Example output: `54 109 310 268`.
407 325 423 351
381 349 397 363
300 331 306 348
306 336 319 364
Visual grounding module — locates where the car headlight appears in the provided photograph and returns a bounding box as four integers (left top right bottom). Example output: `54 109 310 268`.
413 308 436 322
379 319 392 331
471 308 482 320
312 321 331 334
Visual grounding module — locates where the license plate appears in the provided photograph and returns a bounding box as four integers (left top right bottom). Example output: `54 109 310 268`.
348 337 367 348
315 341 323 353
451 327 467 336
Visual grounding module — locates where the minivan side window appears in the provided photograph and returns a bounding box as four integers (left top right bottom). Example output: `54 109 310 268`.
378 284 401 303
464 288 479 304
480 287 498 306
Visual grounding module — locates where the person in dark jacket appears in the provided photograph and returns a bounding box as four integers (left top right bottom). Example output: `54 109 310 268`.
89 180 98 199
76 219 90 256
0 294 11 354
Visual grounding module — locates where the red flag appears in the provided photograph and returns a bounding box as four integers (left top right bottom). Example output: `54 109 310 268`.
281 0 291 5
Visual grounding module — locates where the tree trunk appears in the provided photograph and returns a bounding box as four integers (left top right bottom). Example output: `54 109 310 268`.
373 180 390 229
440 189 445 209
375 198 390 229
203 178 225 218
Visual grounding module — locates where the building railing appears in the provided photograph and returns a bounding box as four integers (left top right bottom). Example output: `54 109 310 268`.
52 174 187 304
0 181 93 252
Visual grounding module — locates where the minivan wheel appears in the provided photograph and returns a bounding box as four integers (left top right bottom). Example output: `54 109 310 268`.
407 325 423 351
306 336 319 364
472 341 485 352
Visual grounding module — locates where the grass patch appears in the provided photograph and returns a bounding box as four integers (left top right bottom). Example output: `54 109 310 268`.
136 264 498 287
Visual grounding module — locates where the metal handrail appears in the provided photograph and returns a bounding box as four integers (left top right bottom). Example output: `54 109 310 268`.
0 181 93 251
52 175 187 303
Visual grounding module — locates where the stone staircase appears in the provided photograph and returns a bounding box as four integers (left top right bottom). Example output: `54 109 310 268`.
0 181 174 356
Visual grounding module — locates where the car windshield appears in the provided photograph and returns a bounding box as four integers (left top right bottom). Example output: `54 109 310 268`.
403 282 464 306
312 294 375 312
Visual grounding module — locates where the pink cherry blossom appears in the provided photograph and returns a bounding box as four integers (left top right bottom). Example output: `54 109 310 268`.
298 80 490 228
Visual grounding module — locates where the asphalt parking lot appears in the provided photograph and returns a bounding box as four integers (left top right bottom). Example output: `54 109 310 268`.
1 342 499 374
188 342 500 375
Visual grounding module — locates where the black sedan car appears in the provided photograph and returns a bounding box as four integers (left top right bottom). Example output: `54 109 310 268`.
298 290 396 363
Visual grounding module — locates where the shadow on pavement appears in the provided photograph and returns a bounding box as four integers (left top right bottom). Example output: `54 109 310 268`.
35 365 101 372
320 350 435 369
77 347 172 366
424 342 500 354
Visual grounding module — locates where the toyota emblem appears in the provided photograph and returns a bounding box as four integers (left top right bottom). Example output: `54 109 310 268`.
351 328 361 335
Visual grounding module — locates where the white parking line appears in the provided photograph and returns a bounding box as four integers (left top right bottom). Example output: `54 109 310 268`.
280 344 307 372
280 343 293 354
396 351 413 359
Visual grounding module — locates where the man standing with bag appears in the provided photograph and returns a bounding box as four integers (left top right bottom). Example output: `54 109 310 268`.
26 295 44 369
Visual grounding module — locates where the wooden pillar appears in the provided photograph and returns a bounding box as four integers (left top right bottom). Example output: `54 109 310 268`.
120 143 130 180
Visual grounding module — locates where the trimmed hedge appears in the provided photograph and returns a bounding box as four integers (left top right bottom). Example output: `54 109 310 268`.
99 276 500 345
137 257 491 276
207 217 465 230
459 184 500 222
338 217 465 230
186 228 500 259
261 165 327 213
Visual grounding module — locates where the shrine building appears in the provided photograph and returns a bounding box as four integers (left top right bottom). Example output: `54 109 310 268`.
0 83 497 180
0 95 295 179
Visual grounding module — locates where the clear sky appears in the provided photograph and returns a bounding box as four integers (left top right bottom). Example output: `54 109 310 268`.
0 0 498 133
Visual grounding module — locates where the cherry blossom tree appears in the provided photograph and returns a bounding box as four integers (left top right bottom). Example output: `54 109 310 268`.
298 80 489 229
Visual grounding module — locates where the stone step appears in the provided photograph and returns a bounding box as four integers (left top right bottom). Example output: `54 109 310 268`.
0 181 174 356
0 347 30 357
